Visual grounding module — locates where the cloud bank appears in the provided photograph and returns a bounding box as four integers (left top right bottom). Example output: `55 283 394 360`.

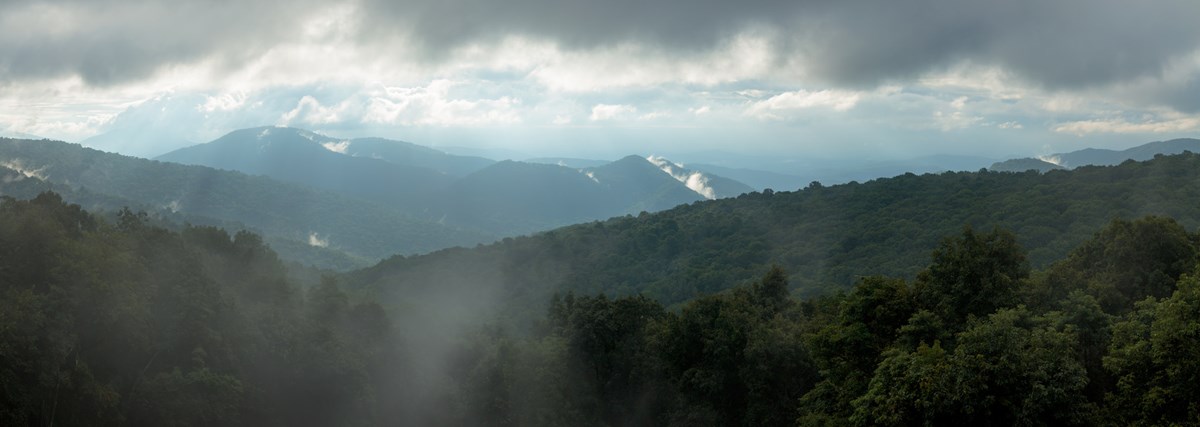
3 0 1196 89
1 0 1198 159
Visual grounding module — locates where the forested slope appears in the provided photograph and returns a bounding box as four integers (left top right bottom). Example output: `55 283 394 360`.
449 219 1200 426
6 193 1197 425
351 152 1200 309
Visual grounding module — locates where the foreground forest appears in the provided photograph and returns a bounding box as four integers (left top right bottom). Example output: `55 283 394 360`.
2 190 1199 425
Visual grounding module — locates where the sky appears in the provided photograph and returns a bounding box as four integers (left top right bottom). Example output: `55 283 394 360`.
2 0 1200 163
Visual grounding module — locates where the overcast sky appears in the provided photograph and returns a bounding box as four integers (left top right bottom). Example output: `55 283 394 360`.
2 0 1199 161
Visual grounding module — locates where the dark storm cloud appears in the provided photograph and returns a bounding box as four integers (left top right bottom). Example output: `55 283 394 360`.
0 0 324 85
366 0 1199 89
786 0 1200 88
357 0 790 54
2 0 1198 90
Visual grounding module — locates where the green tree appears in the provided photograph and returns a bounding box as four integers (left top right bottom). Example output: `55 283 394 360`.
917 226 1029 324
653 267 816 426
1104 273 1200 426
750 265 792 316
1038 217 1198 314
547 293 666 425
851 307 1092 426
800 277 916 423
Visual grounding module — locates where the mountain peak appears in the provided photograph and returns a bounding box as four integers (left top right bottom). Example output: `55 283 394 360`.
155 126 456 203
222 126 334 146
988 157 1065 173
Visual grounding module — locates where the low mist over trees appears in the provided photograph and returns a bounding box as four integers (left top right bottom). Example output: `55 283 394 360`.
2 192 1199 425
0 194 399 426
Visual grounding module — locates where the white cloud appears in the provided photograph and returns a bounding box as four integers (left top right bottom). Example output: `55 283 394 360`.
0 159 48 180
638 111 670 121
589 104 637 121
745 89 861 120
362 80 522 126
279 95 349 125
321 140 352 154
1037 154 1063 166
682 172 717 200
918 65 1026 101
932 110 984 131
646 155 716 199
308 232 329 248
1053 116 1200 135
199 92 248 113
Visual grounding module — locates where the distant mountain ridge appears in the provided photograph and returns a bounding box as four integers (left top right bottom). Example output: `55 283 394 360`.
988 157 1066 173
341 137 495 176
0 127 757 269
1056 138 1200 167
432 155 751 235
0 130 44 140
156 126 754 237
680 154 997 191
84 127 195 159
686 163 809 192
992 138 1200 172
156 127 466 205
525 157 611 168
0 137 493 269
436 160 615 234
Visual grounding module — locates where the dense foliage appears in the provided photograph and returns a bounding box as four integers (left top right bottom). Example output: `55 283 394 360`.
0 194 403 426
443 220 1200 426
6 192 1197 425
5 151 1200 426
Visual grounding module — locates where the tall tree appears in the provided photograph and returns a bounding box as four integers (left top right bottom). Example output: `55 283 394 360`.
917 226 1029 324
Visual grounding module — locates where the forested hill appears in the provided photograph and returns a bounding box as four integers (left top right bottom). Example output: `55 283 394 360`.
350 152 1200 308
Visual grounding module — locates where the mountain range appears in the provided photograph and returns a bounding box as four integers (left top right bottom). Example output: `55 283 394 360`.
1048 138 1200 167
156 127 465 204
156 126 752 236
0 137 491 269
7 126 1197 272
0 127 756 269
693 138 1200 189
990 138 1200 172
